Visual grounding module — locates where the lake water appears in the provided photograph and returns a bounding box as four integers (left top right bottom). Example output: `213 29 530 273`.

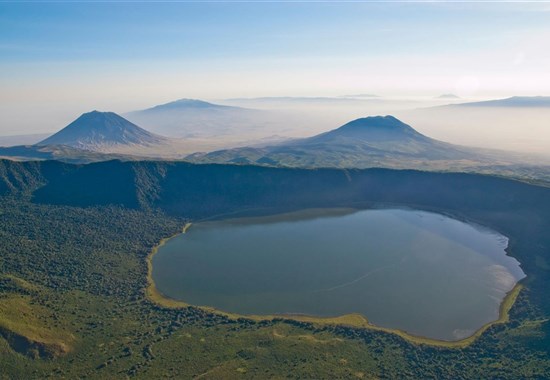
152 208 525 341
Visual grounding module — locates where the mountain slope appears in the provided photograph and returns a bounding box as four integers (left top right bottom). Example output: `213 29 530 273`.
293 116 429 145
186 115 486 169
137 98 235 111
1 158 547 216
125 98 267 138
0 144 139 164
396 96 550 156
37 111 170 151
448 96 550 108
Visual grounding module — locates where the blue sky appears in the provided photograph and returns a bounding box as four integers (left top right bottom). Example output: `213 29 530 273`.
1 1 549 133
2 2 548 62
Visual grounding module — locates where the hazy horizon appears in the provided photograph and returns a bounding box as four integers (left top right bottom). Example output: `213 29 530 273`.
1 1 550 157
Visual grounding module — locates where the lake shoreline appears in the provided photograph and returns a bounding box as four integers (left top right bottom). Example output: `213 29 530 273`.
145 208 524 349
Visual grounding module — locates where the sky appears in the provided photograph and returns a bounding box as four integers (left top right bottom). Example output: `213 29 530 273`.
1 1 550 134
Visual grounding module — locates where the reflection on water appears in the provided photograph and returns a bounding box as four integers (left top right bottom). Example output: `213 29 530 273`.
153 208 525 341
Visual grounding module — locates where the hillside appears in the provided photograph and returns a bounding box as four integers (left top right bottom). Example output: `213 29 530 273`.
125 98 267 138
37 111 170 151
0 145 137 164
186 115 490 169
0 159 547 220
447 96 550 108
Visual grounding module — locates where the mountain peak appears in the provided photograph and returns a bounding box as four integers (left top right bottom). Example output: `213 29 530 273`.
187 115 471 167
37 111 168 150
148 98 226 111
302 115 427 144
336 115 416 133
77 110 116 120
436 94 460 99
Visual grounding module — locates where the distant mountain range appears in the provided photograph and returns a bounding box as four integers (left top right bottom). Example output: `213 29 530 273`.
186 115 486 169
140 98 231 111
448 96 550 108
339 94 380 99
124 98 266 138
37 111 170 151
436 94 460 99
2 109 547 183
223 96 370 104
0 108 294 162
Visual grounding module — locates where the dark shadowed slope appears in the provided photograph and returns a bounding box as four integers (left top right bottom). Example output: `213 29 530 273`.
37 111 170 151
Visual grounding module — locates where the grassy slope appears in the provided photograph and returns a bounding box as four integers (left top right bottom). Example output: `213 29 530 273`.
0 292 74 358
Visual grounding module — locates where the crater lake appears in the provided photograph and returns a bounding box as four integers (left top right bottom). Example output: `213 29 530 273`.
152 208 525 341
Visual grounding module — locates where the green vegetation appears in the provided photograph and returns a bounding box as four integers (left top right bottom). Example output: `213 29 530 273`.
1 159 550 378
0 291 73 359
